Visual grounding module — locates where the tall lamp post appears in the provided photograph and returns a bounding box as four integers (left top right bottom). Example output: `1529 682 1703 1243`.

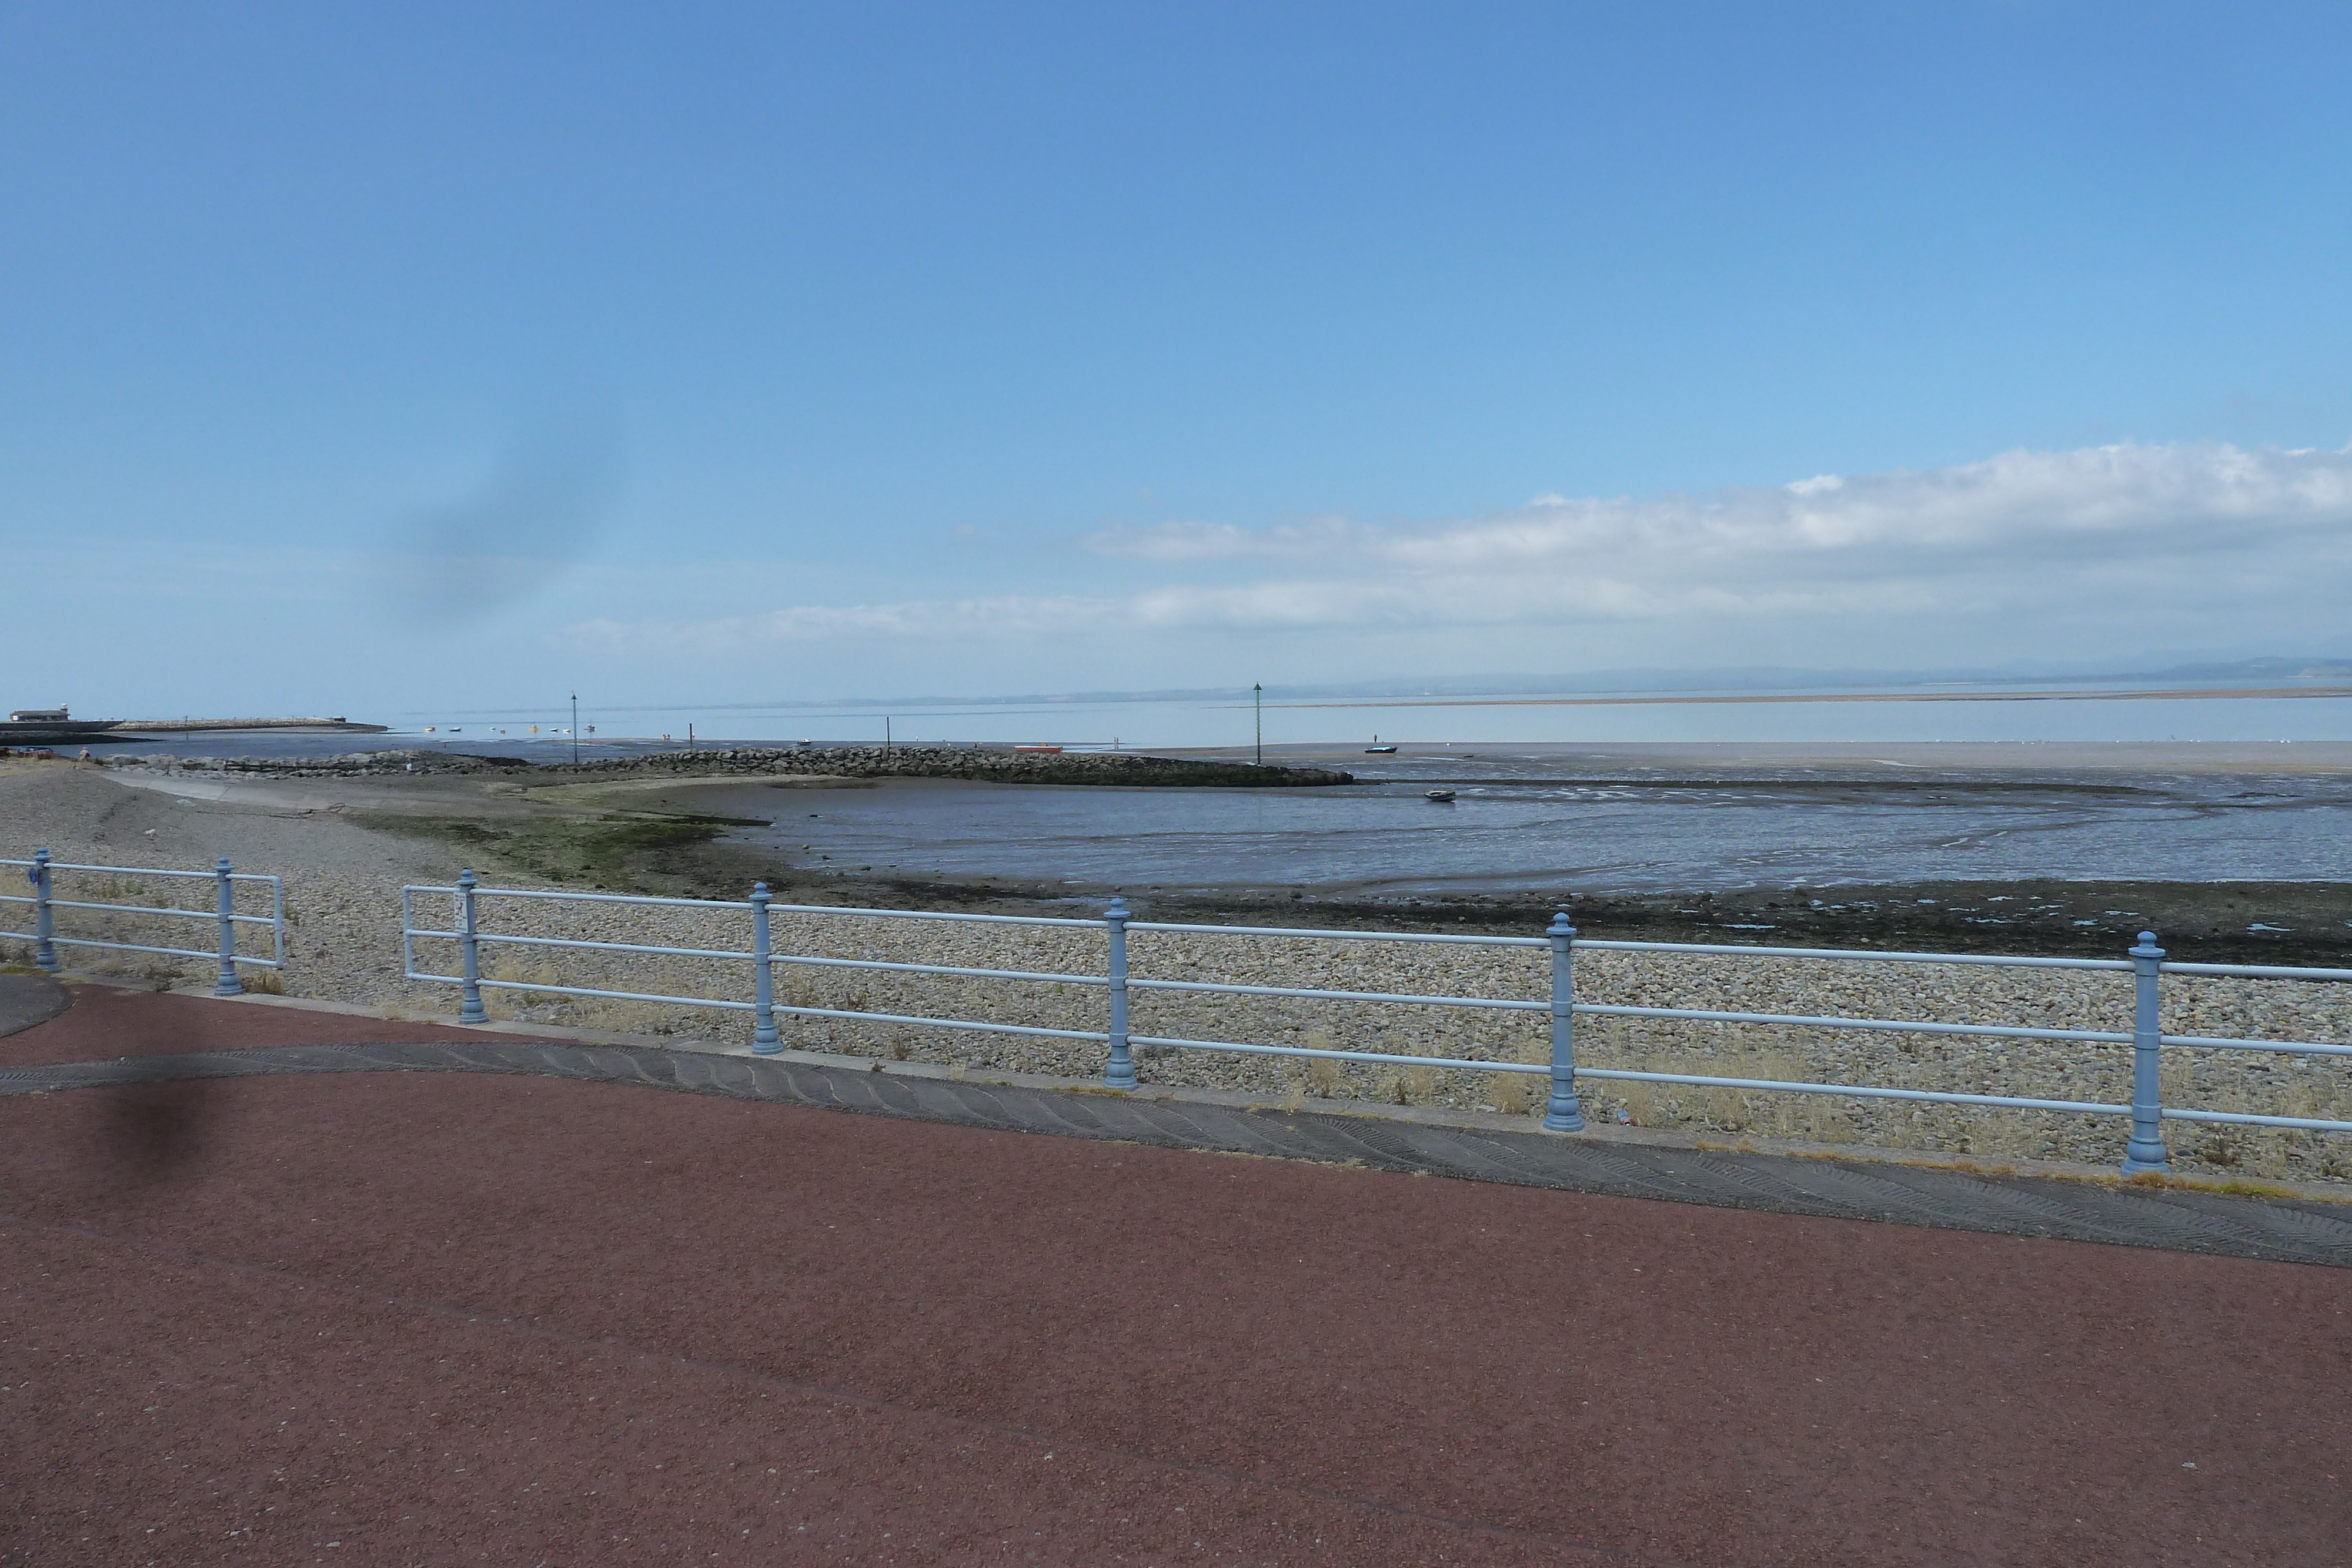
1254 683 1262 767
570 692 580 765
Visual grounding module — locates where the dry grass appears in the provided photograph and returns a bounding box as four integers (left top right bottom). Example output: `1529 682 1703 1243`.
1304 1028 1346 1097
1488 1074 1539 1115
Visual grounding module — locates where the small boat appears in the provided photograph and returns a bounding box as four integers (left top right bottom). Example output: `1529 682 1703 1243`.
1013 744 1063 754
1425 788 1456 803
1364 744 1397 754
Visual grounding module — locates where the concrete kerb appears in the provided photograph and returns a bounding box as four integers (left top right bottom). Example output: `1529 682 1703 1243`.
139 978 2352 1210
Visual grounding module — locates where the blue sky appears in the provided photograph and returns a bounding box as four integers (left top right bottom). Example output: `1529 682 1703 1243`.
6 2 2350 723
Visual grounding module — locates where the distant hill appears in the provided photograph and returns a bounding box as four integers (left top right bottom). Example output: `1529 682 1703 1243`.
668 656 2352 711
2140 656 2352 682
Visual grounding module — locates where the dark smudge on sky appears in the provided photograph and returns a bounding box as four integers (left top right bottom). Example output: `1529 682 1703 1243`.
384 404 626 624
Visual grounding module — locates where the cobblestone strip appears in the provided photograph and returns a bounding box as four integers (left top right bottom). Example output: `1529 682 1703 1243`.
5 1040 2348 1268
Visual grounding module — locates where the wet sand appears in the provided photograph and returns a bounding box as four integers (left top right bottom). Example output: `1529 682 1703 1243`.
1181 738 2352 776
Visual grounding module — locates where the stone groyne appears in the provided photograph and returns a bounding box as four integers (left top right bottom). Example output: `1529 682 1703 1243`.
96 745 1356 788
111 717 390 733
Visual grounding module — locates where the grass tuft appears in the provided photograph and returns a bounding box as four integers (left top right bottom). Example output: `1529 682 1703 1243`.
1488 1074 1538 1115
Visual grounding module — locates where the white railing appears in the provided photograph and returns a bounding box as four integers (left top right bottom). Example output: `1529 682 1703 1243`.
3 849 285 995
399 871 2352 1174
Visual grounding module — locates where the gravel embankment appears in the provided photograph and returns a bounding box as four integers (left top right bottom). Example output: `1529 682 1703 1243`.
8 760 2350 1182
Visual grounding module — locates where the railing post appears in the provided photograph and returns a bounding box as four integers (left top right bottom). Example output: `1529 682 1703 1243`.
750 881 781 1054
1544 910 1585 1131
1104 898 1138 1091
30 848 59 973
456 868 488 1024
2121 930 2169 1174
212 858 243 997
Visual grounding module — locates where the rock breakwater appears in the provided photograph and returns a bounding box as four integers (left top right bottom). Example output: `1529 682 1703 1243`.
97 745 1354 787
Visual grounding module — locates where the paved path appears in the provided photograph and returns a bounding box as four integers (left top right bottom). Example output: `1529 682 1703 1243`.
0 971 68 1038
5 987 2351 1565
9 1037 2351 1269
0 980 523 1068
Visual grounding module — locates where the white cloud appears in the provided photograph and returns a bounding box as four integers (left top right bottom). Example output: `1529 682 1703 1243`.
1081 516 1369 561
562 441 2352 658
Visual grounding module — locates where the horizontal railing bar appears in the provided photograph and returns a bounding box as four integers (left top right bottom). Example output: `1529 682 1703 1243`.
399 972 1112 1042
402 885 1109 929
430 975 756 1009
1127 921 1544 947
767 903 1108 929
4 931 280 965
405 927 780 968
1128 1034 1546 1073
401 928 688 961
0 898 276 920
24 898 216 921
770 1005 1110 1042
1571 1066 2129 1116
1126 1038 2136 1118
1571 1001 2132 1045
1573 938 2134 971
1 859 280 884
2160 1034 2352 1058
463 931 756 964
1128 977 1547 1011
405 884 751 911
770 953 1110 987
2159 1108 2352 1133
2161 962 2352 982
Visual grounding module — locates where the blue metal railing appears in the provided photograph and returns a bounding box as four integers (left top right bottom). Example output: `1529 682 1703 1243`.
397 872 2352 1173
2 849 285 997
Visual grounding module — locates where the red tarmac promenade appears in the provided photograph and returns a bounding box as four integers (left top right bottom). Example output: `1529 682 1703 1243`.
3 981 2348 1565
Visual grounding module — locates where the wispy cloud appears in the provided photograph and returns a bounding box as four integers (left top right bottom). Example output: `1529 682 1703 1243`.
566 596 1122 654
562 441 2352 656
1081 516 1371 561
